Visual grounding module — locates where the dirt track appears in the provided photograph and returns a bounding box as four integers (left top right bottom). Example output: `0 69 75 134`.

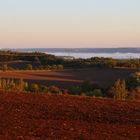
0 93 140 140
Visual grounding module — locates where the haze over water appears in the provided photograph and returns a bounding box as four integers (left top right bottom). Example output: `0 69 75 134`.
9 48 140 59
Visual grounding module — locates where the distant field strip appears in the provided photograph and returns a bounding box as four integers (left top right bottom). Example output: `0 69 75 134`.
0 71 82 83
0 68 137 88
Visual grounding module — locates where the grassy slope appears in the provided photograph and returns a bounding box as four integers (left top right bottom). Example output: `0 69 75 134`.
0 93 140 140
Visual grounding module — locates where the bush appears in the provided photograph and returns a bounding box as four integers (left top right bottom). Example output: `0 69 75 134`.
47 86 62 95
57 65 64 70
126 73 140 91
81 80 93 92
129 87 140 100
30 83 40 92
86 89 103 97
69 86 82 95
26 64 33 70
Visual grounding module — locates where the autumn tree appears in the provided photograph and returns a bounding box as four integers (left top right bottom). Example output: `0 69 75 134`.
31 83 40 92
121 80 127 100
114 79 121 100
57 65 64 70
18 79 25 92
26 64 33 70
112 79 127 100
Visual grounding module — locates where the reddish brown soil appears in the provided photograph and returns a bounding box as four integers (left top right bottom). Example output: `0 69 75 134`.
0 93 140 140
0 68 137 89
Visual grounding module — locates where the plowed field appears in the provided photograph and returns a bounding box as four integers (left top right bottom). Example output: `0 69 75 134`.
0 93 140 140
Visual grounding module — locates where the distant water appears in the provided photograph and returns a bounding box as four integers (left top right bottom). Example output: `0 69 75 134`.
46 52 140 59
5 48 140 59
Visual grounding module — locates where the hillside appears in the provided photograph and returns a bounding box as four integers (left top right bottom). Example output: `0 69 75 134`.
0 93 140 139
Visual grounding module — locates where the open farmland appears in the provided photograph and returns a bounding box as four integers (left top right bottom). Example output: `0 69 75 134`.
0 68 138 89
0 93 140 139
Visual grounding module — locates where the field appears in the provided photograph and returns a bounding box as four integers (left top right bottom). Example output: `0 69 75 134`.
0 67 137 89
0 93 140 139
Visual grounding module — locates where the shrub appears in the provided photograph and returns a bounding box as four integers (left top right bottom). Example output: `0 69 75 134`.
81 80 93 92
129 87 140 100
26 64 33 70
69 86 82 95
126 73 140 91
86 89 103 97
52 65 57 70
57 65 64 70
47 86 62 95
30 83 40 92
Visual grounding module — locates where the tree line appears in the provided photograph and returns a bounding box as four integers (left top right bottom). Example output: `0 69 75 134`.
1 63 64 71
0 72 140 100
69 72 140 100
0 50 140 70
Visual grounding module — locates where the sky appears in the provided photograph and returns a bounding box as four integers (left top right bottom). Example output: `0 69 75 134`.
0 0 140 48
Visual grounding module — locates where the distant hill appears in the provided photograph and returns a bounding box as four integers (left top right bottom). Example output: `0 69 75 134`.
2 47 140 53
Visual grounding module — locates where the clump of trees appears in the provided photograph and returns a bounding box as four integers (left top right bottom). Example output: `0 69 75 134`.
69 80 104 97
64 57 140 69
109 79 128 100
126 72 140 91
26 64 33 70
126 72 140 100
108 72 140 100
0 78 66 95
45 65 64 70
0 78 26 92
69 72 140 100
0 63 64 71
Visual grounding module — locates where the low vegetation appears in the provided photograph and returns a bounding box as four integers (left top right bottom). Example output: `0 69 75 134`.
0 71 139 101
0 78 66 95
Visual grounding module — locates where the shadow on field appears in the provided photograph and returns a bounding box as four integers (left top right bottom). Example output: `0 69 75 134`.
24 73 74 79
0 68 138 89
25 79 81 89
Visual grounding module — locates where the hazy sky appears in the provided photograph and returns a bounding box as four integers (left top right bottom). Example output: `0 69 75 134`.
0 0 140 48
